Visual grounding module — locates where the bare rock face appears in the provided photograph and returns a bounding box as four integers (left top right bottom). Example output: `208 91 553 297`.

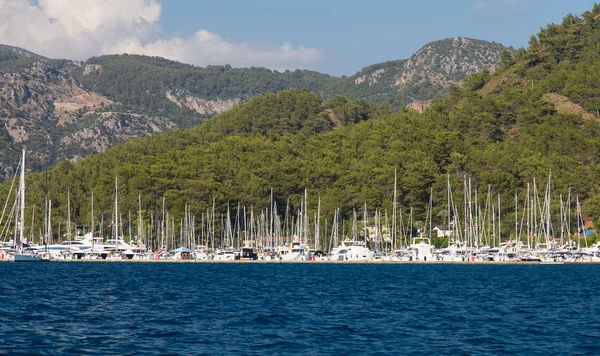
5 118 29 142
0 55 176 176
166 91 240 116
53 84 114 125
83 64 102 75
394 37 503 90
349 37 507 109
60 112 176 156
355 69 385 86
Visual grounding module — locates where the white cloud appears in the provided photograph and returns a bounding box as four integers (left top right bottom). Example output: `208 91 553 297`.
0 0 324 70
469 0 525 13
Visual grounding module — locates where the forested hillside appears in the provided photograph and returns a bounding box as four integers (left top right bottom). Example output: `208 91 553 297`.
78 37 507 115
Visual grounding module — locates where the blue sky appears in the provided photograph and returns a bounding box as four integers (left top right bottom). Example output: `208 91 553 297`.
0 0 597 76
158 0 596 75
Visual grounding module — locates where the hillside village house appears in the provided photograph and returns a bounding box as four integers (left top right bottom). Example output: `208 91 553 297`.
433 225 454 238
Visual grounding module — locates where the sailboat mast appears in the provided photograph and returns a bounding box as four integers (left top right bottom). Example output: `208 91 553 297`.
447 175 451 247
114 176 119 249
67 190 71 243
91 192 95 238
429 187 433 239
19 149 26 249
546 171 552 249
514 192 518 252
44 168 48 245
30 204 35 243
48 200 52 245
316 197 321 251
304 189 309 248
44 196 48 245
393 169 397 249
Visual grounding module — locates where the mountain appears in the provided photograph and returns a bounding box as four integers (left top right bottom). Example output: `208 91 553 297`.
10 5 600 245
0 44 46 61
77 37 508 115
340 38 509 108
0 37 509 178
0 52 181 175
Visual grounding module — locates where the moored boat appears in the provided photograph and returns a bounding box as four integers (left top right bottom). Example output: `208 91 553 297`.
329 238 373 261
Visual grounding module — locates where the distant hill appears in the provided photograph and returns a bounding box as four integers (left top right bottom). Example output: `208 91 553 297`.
77 37 508 114
0 44 47 61
339 38 509 108
0 37 509 178
0 52 176 176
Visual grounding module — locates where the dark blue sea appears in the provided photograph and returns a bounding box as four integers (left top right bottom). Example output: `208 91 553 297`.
1 263 599 355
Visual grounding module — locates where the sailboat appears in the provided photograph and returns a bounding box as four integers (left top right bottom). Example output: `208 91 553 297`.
13 149 42 262
100 177 138 259
407 189 434 262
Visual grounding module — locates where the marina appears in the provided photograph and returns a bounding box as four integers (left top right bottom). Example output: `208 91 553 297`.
0 150 600 264
1 152 599 264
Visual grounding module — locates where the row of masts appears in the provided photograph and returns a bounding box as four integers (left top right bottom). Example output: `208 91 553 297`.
447 172 589 251
1 167 593 252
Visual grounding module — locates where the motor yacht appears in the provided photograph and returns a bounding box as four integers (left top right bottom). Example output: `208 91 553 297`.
329 238 373 261
279 239 309 261
408 235 434 262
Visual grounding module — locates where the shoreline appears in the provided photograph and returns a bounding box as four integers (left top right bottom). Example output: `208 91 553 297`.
4 259 597 265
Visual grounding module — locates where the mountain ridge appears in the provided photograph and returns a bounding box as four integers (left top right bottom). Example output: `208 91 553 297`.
0 37 509 177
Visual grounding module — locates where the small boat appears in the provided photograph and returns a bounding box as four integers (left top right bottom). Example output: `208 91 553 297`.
280 239 309 261
539 260 564 265
213 249 236 261
519 254 542 262
408 234 434 262
236 246 258 261
14 252 42 262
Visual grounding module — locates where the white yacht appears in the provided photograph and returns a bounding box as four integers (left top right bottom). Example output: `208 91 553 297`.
436 242 468 262
280 240 309 261
100 239 143 260
495 240 520 261
14 248 42 262
37 232 103 259
213 249 237 261
408 235 434 262
329 238 373 261
195 245 210 260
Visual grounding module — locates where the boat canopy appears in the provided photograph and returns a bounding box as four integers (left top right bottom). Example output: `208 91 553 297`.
170 247 195 253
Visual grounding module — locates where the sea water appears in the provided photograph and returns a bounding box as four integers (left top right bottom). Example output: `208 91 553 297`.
0 263 598 354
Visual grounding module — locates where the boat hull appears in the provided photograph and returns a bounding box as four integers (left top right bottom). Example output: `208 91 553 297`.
14 254 43 262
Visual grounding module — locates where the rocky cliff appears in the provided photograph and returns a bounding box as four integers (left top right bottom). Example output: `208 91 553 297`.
0 53 177 176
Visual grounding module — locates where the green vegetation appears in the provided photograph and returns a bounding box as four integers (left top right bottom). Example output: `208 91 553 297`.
0 38 507 182
75 54 342 127
0 50 37 72
75 37 507 122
